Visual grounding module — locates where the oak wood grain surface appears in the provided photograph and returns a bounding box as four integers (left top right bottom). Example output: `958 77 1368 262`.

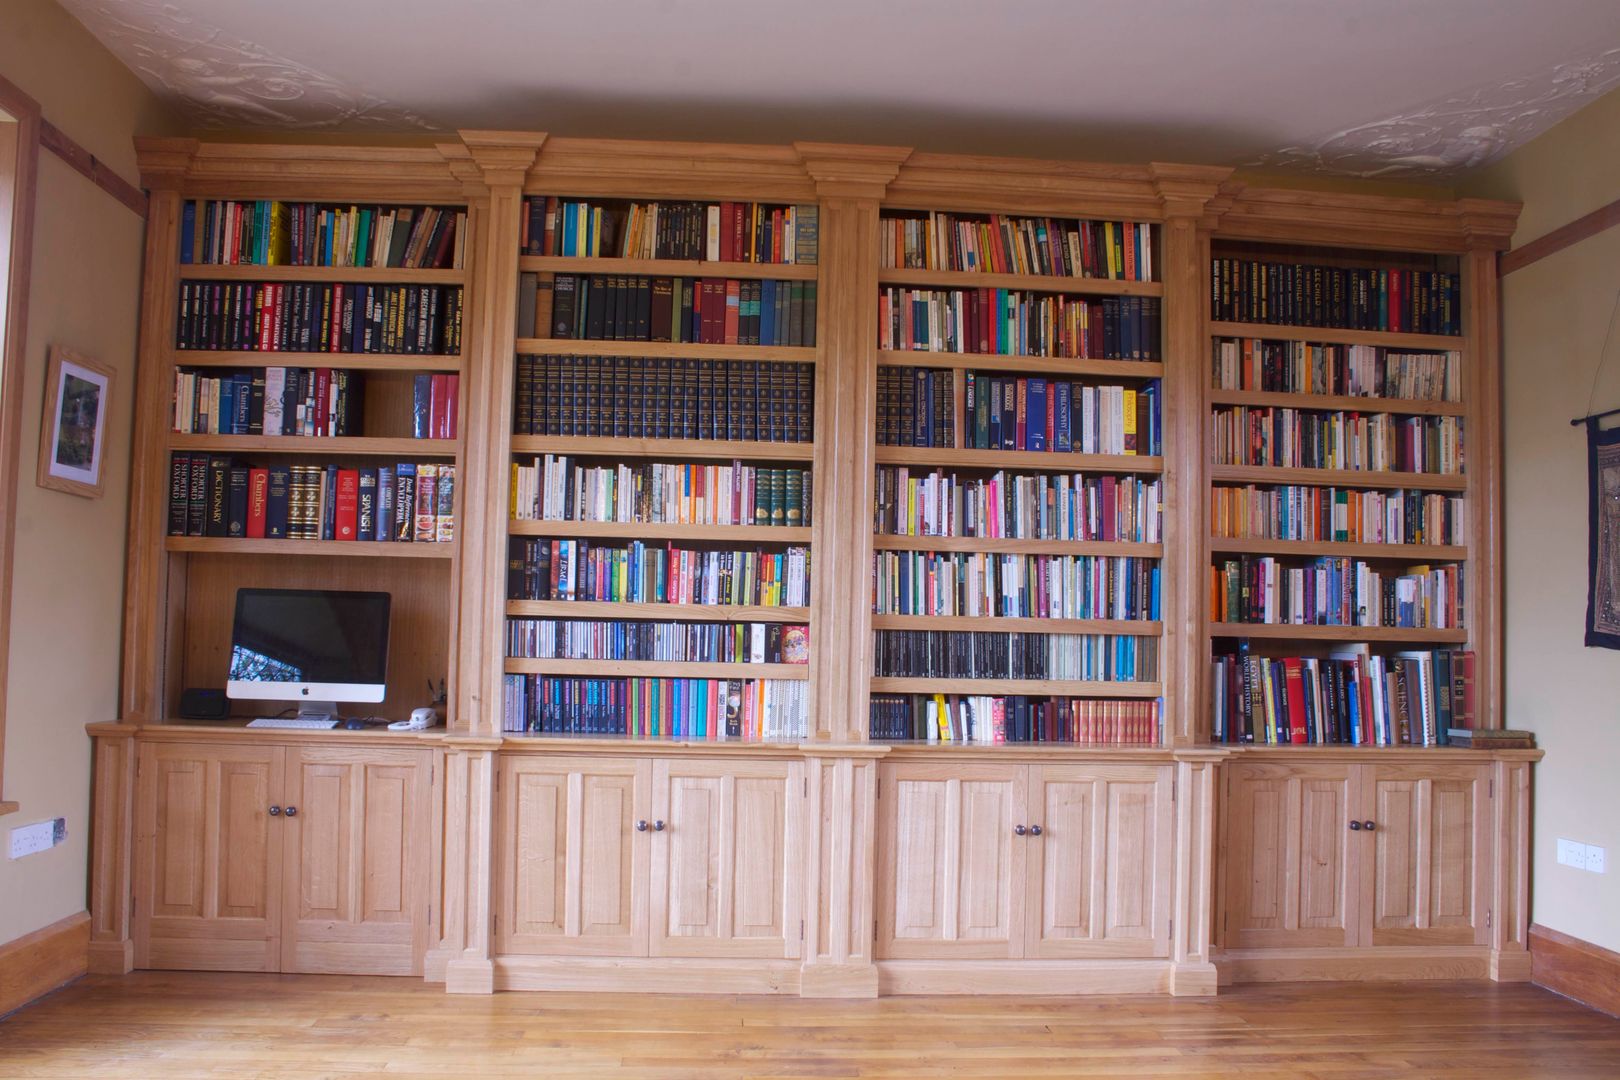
2 972 1618 1078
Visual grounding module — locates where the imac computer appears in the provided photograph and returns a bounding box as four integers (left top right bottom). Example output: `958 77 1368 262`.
227 588 391 728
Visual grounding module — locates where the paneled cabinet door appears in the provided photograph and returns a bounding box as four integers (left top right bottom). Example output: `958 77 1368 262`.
648 759 804 958
1362 763 1489 947
496 756 650 957
875 762 1024 960
280 746 432 975
1220 762 1359 950
1024 765 1173 959
134 741 285 972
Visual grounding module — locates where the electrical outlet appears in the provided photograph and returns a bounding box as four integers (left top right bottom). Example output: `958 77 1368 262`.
8 818 66 859
1587 845 1606 874
1557 838 1584 867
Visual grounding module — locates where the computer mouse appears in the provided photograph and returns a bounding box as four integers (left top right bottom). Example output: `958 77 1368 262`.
343 717 366 730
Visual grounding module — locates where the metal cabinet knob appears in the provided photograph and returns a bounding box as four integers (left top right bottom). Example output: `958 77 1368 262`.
1014 824 1028 836
1363 820 1376 832
653 820 666 832
1029 824 1043 837
1349 820 1362 831
268 805 282 816
635 820 650 832
284 806 297 818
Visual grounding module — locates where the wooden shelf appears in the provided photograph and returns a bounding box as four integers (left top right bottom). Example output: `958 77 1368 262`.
165 537 453 559
169 434 457 456
872 535 1161 557
1209 464 1468 491
878 350 1162 378
511 435 812 461
1209 321 1464 351
870 678 1163 697
1207 623 1469 643
872 615 1161 634
171 351 464 371
516 338 817 363
875 446 1162 473
178 264 465 284
1207 388 1466 417
520 255 818 281
877 267 1162 296
505 658 809 679
507 601 809 622
509 520 811 542
1208 537 1469 560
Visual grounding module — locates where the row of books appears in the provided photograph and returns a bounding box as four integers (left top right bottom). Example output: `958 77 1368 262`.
1211 339 1462 401
873 630 1158 682
1211 556 1463 629
872 551 1160 621
505 619 809 665
1210 258 1461 336
878 288 1161 359
170 368 459 440
500 675 807 740
510 457 811 528
877 368 1162 456
512 355 812 443
874 467 1161 544
1210 485 1466 546
521 273 817 347
508 539 810 607
1210 408 1464 474
166 454 454 542
880 212 1155 281
522 196 818 264
174 281 464 355
870 694 1162 745
180 200 466 269
1211 646 1474 746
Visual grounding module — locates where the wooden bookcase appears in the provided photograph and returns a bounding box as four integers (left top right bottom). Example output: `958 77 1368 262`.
85 134 1536 996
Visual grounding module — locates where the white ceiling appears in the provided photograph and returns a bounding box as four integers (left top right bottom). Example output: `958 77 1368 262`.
59 0 1620 179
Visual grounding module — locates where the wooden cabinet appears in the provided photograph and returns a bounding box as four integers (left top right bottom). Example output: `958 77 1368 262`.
496 754 803 961
1220 759 1489 952
133 740 432 975
876 761 1174 961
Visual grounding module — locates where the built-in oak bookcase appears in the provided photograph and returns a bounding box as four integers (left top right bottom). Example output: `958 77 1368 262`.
1203 238 1488 746
125 184 473 724
869 209 1170 746
500 196 821 739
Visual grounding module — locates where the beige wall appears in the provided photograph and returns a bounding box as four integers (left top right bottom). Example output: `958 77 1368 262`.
0 0 177 946
1464 86 1620 954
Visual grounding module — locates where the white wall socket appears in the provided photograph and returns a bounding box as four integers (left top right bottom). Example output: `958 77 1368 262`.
1556 838 1608 874
1587 845 1606 874
7 818 66 859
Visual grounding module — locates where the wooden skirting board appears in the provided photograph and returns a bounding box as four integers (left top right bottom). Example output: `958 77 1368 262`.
0 912 89 1018
1530 923 1620 1018
1214 946 1494 985
876 959 1173 996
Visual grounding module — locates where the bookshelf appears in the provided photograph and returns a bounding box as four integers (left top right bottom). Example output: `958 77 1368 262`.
87 135 1533 998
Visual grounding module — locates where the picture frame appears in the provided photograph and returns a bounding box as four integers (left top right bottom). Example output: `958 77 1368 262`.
36 344 114 498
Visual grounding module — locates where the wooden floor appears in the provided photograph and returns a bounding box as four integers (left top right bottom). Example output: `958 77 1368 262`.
2 973 1619 1078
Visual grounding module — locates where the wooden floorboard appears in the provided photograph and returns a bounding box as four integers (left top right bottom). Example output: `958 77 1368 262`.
1 973 1619 1078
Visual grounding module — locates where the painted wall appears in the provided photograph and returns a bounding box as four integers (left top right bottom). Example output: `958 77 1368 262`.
0 0 177 946
1464 86 1620 953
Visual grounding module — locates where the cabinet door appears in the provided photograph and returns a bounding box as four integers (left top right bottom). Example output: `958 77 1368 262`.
1220 762 1359 950
496 756 650 957
280 746 432 975
1362 763 1489 947
648 759 804 958
133 741 284 972
875 762 1024 960
1025 765 1173 959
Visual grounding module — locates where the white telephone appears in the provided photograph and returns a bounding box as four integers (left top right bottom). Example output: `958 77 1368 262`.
388 707 440 731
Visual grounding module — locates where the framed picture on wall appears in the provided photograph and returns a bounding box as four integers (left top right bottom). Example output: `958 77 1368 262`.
36 344 114 498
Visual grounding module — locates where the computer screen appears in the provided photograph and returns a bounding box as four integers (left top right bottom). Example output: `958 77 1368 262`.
227 588 391 707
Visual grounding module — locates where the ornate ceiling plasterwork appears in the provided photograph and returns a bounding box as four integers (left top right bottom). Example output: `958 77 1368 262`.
1255 46 1620 178
58 0 440 130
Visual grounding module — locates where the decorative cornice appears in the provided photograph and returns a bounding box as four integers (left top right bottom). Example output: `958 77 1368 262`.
459 130 548 189
1147 162 1234 224
1215 180 1521 253
133 136 199 191
794 143 912 200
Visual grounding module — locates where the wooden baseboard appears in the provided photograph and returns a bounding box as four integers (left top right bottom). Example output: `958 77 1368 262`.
494 956 801 995
1214 946 1490 985
798 961 879 999
876 959 1171 996
1530 924 1620 1018
0 912 89 1017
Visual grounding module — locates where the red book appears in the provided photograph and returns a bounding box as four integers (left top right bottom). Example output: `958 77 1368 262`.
718 202 734 262
313 368 332 437
723 280 741 344
1014 380 1027 450
1282 658 1308 744
246 468 269 538
430 373 449 439
700 279 721 344
444 373 459 440
1099 475 1117 541
1046 384 1057 448
731 202 745 262
333 468 360 540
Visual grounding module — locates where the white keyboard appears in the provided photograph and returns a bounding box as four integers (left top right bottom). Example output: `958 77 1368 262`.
247 717 340 730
